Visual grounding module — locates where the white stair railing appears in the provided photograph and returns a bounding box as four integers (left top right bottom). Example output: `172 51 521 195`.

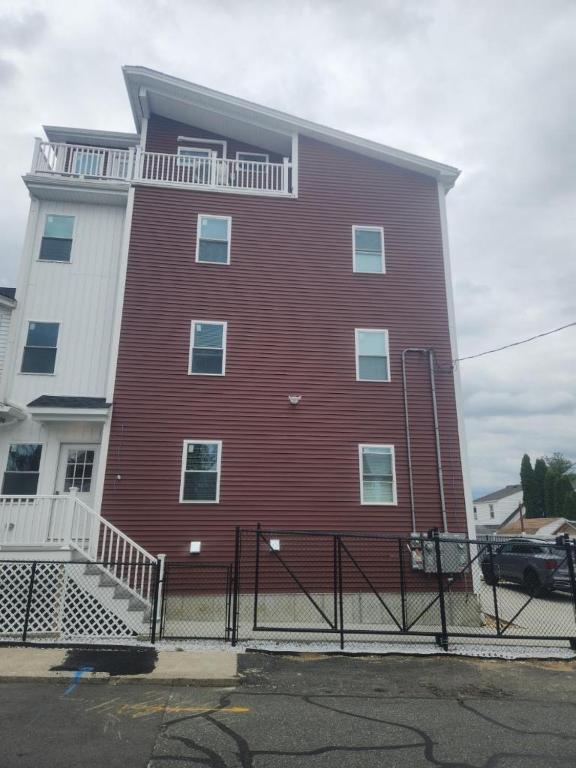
0 493 157 604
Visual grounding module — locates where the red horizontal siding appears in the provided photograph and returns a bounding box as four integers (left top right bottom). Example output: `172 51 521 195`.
101 115 466 562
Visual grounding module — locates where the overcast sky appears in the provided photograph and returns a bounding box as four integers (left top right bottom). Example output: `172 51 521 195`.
0 0 574 496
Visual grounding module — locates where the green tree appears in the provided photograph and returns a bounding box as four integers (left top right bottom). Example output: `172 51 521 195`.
545 471 558 517
562 492 576 521
520 454 537 517
544 452 575 479
533 458 547 516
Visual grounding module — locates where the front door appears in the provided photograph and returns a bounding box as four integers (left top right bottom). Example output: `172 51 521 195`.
55 444 99 508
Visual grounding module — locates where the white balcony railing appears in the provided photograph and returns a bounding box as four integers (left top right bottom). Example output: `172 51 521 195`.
0 493 157 604
31 139 293 196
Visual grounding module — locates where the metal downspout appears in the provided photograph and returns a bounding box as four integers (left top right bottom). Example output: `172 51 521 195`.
401 348 448 533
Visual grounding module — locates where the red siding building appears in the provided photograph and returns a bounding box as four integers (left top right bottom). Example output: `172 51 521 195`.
101 67 472 562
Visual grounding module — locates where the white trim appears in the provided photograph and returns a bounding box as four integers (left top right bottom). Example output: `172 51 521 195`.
354 328 391 382
352 225 385 274
437 180 475 542
140 117 148 150
179 439 222 504
291 134 299 198
195 214 232 265
29 407 109 423
188 319 227 376
178 136 228 157
358 444 397 506
235 151 269 163
134 177 295 199
37 213 75 264
20 319 60 376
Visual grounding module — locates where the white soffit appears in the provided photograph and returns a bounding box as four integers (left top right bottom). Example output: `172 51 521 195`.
123 66 460 186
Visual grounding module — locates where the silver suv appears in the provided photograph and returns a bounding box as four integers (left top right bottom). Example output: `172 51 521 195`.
481 539 573 595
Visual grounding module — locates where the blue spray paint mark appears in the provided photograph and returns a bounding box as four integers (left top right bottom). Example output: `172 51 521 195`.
64 665 94 695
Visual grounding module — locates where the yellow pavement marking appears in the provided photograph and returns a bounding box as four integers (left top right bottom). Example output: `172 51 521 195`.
117 703 250 719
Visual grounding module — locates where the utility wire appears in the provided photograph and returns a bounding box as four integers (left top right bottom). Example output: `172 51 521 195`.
456 321 576 363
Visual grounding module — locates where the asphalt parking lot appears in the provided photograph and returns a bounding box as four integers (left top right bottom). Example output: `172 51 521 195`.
2 652 576 767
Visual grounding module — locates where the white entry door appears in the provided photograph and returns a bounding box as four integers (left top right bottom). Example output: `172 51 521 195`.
55 444 100 508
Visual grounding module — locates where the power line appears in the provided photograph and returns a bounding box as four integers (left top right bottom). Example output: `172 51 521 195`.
456 321 576 363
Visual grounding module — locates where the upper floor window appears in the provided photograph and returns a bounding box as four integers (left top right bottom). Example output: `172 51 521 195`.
21 321 59 374
2 444 42 495
189 320 227 375
355 329 390 382
359 444 396 505
39 215 74 262
236 152 269 163
353 226 385 273
180 440 222 503
196 215 231 265
489 504 495 519
177 147 214 166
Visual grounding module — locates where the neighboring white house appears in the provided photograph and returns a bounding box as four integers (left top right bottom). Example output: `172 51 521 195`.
473 484 523 532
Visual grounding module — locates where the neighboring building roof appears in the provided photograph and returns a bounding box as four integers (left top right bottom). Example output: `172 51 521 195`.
474 484 522 504
122 66 460 188
497 516 576 536
27 396 111 409
43 126 140 149
0 287 16 300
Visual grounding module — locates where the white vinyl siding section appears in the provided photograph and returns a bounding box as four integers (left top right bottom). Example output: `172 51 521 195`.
7 200 126 404
359 444 397 505
180 440 222 503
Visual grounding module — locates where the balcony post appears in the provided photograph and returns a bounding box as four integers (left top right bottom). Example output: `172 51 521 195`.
31 137 42 173
282 157 289 194
134 146 143 180
63 488 78 548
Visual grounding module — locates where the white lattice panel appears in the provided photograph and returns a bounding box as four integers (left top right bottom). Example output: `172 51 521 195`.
62 573 135 639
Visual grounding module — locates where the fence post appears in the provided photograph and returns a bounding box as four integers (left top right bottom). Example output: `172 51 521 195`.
398 538 407 632
253 523 261 630
336 536 345 650
231 526 241 646
332 535 339 630
22 561 38 644
150 554 166 643
432 529 449 651
487 543 501 636
561 536 576 649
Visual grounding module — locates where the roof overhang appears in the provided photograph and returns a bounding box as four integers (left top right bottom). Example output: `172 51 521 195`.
43 126 140 149
27 396 111 423
122 66 460 188
0 294 16 310
23 175 129 207
0 402 27 426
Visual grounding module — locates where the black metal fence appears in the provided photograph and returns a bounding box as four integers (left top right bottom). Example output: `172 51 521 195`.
229 527 576 649
0 559 160 645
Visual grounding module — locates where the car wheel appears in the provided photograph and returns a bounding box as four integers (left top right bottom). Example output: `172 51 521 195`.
523 568 547 596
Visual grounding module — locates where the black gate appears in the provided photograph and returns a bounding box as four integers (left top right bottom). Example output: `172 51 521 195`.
160 562 232 641
230 526 576 650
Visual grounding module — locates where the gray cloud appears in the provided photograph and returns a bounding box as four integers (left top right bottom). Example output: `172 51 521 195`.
0 0 574 498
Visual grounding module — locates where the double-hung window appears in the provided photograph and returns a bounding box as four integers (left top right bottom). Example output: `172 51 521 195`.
180 440 222 503
189 320 227 375
359 444 396 505
236 152 269 163
196 215 231 264
177 147 214 166
355 329 390 381
21 321 59 374
2 444 42 495
39 215 74 262
353 226 385 273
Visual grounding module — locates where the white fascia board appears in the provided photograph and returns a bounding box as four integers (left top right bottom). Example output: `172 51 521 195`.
43 126 140 148
29 407 110 423
122 66 460 187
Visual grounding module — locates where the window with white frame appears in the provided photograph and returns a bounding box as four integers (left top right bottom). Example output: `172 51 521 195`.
21 321 59 374
180 440 222 502
355 329 390 381
39 215 74 262
2 444 42 495
489 504 495 519
196 215 231 264
353 226 385 273
236 151 269 163
189 320 227 375
473 506 478 520
359 445 396 505
177 147 214 166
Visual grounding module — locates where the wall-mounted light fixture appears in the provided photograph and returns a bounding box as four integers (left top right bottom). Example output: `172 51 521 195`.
269 538 281 552
288 395 302 405
189 541 202 554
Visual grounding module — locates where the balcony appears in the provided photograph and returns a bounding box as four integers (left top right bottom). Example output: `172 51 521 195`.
30 140 294 197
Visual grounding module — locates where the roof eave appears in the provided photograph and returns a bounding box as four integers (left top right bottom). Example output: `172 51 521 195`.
122 65 460 186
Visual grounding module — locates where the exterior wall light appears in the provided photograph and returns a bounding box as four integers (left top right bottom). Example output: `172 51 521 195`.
189 541 202 554
288 395 302 405
269 538 281 551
